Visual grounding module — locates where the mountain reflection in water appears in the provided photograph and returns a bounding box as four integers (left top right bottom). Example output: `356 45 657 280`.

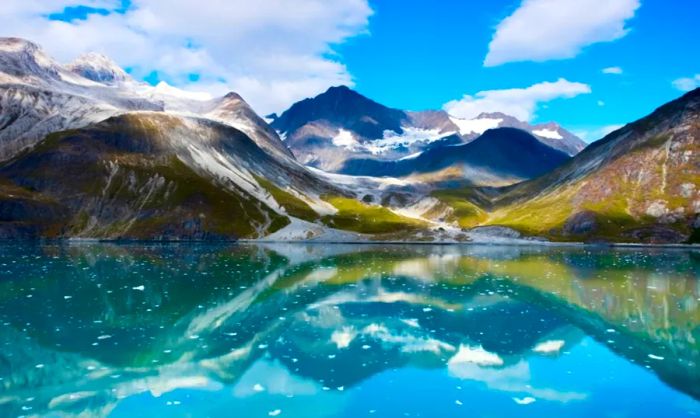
0 243 698 417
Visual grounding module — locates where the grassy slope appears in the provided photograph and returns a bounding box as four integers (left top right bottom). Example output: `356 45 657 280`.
485 131 699 241
320 196 426 234
429 188 489 228
429 89 700 243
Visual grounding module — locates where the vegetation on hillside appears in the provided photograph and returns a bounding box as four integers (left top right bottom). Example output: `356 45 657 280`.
254 176 319 222
321 195 425 234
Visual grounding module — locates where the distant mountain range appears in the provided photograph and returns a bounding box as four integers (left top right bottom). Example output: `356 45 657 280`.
270 85 586 173
340 128 571 186
0 38 697 243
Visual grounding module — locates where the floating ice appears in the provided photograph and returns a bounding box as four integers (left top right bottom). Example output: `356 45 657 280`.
448 345 504 367
331 327 357 349
400 318 420 328
533 340 565 354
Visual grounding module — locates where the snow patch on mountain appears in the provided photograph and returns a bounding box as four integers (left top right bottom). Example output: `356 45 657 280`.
309 166 411 189
399 151 423 161
153 81 213 101
366 127 451 155
332 129 360 150
532 128 563 140
331 126 454 156
449 116 502 135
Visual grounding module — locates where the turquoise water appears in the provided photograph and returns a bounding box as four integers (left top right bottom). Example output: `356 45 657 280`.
0 243 698 417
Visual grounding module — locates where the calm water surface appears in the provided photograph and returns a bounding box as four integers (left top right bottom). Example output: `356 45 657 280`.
0 243 699 417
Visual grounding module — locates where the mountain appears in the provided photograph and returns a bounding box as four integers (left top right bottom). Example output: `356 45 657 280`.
271 85 408 141
0 38 349 239
270 86 585 173
65 52 130 85
0 38 139 161
0 111 348 239
475 88 700 243
340 128 571 186
270 86 455 171
0 38 696 243
448 112 587 156
0 38 427 241
0 38 296 163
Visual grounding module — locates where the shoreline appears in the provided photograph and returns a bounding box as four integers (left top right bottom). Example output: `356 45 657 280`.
240 239 700 250
0 237 697 249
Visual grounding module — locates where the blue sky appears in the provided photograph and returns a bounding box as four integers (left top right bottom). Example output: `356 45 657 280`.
336 0 700 139
2 0 699 141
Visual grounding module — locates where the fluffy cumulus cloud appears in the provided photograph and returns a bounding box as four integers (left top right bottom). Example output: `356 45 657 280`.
0 0 372 114
484 0 640 66
672 74 700 92
443 78 591 121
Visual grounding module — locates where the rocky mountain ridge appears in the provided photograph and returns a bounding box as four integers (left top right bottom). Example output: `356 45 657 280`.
270 85 586 173
0 38 696 243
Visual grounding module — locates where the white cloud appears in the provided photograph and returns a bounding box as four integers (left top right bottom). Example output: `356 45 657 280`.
0 0 373 114
597 100 605 106
672 74 700 92
602 66 623 74
443 78 591 121
484 0 640 66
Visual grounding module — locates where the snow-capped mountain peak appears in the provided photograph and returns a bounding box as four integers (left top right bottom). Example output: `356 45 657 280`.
0 37 61 83
0 37 296 164
447 112 585 155
66 52 131 85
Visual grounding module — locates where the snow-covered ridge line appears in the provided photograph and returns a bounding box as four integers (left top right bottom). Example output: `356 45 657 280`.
449 115 502 136
0 37 302 163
